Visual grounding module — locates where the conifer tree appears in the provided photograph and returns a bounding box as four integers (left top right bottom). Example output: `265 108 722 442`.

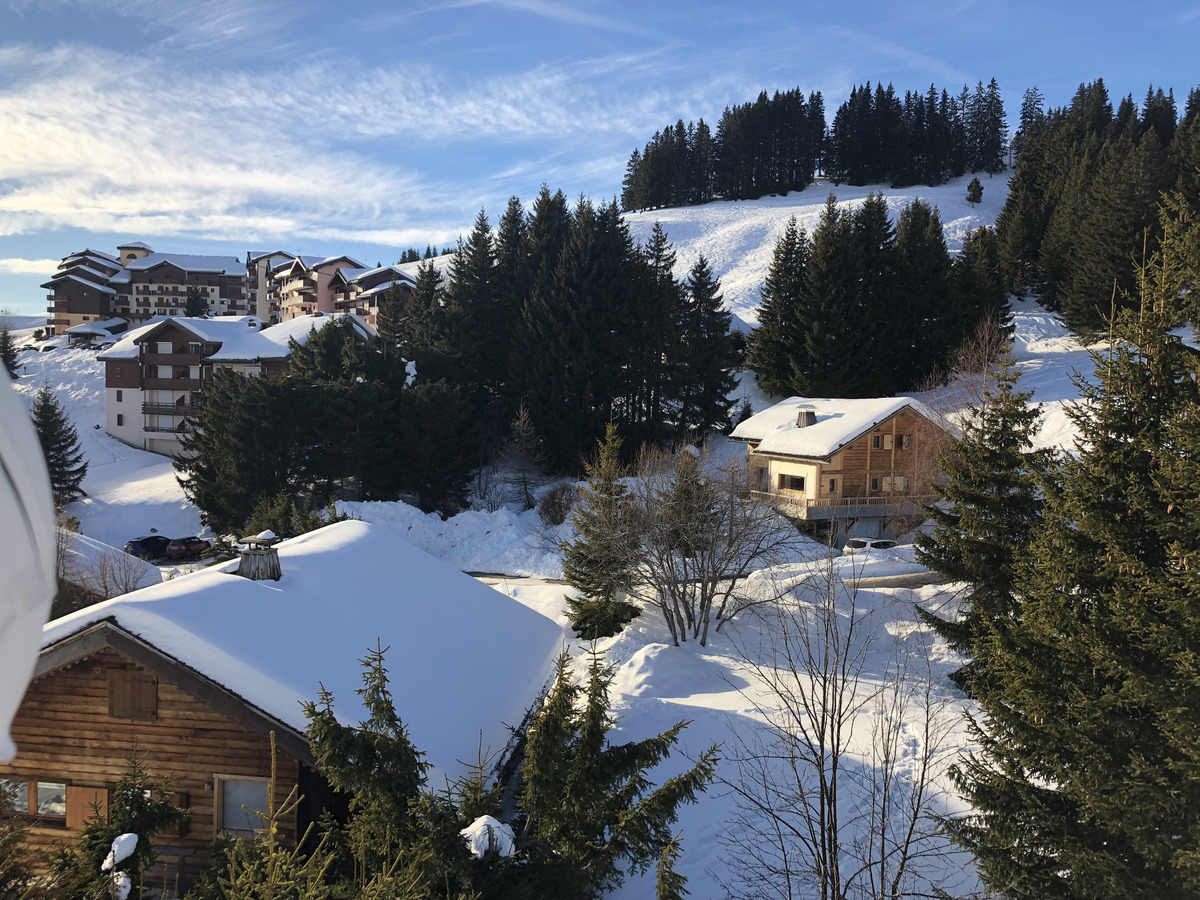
966 176 983 206
374 281 406 359
915 352 1046 658
498 402 548 510
0 325 18 379
952 226 1012 344
945 210 1200 897
515 651 717 899
31 384 88 508
400 259 456 383
678 254 737 435
185 285 208 317
746 217 809 397
561 424 640 638
890 198 951 390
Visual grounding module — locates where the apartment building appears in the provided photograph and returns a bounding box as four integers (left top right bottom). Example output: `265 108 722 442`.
98 313 374 456
329 264 416 326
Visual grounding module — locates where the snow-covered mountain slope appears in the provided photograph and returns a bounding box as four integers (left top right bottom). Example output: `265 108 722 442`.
624 172 1010 327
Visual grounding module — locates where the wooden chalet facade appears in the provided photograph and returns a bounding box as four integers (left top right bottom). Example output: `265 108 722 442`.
731 396 949 538
0 521 562 890
0 620 327 886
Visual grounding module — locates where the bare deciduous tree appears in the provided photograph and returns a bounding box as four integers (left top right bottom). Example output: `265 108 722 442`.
719 559 967 900
627 448 804 647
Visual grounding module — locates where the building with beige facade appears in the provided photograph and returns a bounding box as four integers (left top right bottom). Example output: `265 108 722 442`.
98 313 374 456
730 395 949 539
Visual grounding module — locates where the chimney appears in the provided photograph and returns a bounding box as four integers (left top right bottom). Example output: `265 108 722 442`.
796 404 817 428
236 530 282 581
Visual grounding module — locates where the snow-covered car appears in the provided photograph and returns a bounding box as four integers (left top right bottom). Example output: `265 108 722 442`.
841 538 898 555
164 536 211 559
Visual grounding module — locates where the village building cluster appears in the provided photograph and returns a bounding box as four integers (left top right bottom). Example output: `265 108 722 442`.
43 242 415 338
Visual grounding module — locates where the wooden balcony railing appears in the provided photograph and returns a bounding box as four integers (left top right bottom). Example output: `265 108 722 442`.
142 402 197 416
141 352 202 365
143 378 202 391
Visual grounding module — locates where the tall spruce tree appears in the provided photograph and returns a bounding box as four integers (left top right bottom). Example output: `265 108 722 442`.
31 384 87 508
678 254 737 435
796 195 857 396
915 352 1046 658
945 206 1200 897
890 198 952 391
746 217 809 397
0 325 18 378
561 424 640 638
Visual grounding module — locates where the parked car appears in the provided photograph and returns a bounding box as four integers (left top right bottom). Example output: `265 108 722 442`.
164 536 212 560
841 538 899 555
124 535 171 560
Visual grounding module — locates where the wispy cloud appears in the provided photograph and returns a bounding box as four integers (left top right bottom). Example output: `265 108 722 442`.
0 258 60 275
0 41 710 247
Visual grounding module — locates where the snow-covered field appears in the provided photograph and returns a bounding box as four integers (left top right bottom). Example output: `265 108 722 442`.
624 173 1009 328
1 183 1107 897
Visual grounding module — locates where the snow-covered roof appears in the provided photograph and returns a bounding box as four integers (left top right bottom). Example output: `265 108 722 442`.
96 317 173 361
49 264 114 283
64 318 128 338
41 273 117 294
248 250 293 264
97 313 373 363
61 254 122 273
314 255 366 270
730 396 942 459
39 520 562 781
254 312 375 355
107 270 132 285
355 280 411 301
116 241 153 250
124 252 244 276
79 248 121 263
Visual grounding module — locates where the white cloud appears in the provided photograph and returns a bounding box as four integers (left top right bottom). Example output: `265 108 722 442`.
0 257 61 274
0 40 718 246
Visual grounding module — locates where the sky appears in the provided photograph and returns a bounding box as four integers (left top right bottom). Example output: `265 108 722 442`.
1 0 1197 316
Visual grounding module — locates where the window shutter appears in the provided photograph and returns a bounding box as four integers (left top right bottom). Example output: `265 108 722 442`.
66 786 109 830
109 671 158 720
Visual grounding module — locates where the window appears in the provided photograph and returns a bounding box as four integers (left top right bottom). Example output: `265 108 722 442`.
870 476 880 492
828 478 837 493
900 434 912 449
778 474 805 492
116 414 123 427
115 390 122 402
109 670 157 720
215 776 269 837
1 779 67 821
871 434 894 450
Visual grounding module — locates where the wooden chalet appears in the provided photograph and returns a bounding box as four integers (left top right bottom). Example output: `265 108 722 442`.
0 521 562 887
730 396 950 538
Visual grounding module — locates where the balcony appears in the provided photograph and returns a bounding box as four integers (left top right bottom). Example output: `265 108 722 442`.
142 352 202 365
749 490 937 521
143 377 202 391
142 402 197 416
143 424 189 434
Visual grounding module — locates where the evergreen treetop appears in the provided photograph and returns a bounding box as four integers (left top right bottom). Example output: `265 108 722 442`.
0 326 19 379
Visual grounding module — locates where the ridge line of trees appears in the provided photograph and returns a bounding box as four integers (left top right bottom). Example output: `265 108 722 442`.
621 78 1008 211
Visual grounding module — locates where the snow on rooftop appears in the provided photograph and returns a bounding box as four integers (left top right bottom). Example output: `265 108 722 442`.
123 252 243 275
40 520 563 781
41 273 116 294
64 318 127 338
116 242 153 250
730 396 939 459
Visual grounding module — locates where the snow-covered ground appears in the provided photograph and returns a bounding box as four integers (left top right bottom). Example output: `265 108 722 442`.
3 328 205 548
624 173 1009 328
3 184 1101 897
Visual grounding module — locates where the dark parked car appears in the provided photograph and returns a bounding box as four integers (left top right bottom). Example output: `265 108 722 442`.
124 535 171 560
164 536 211 560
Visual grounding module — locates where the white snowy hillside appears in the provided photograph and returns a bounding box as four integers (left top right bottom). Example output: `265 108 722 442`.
623 173 1008 327
4 335 204 549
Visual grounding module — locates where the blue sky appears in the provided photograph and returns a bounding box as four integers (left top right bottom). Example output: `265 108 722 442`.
1 0 1197 316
